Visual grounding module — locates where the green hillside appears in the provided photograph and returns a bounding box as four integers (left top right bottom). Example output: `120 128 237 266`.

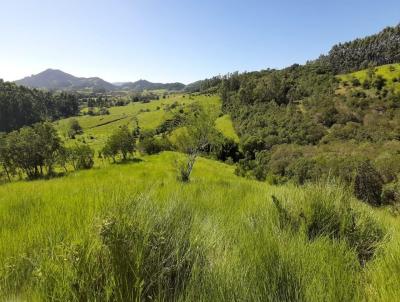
338 63 400 93
1 151 399 301
55 94 237 151
2 23 400 302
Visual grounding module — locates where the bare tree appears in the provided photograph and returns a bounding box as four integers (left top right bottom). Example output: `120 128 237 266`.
174 105 217 182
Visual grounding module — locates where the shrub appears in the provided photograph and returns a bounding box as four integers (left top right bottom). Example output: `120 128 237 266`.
102 126 135 161
354 161 383 205
214 137 241 162
381 182 400 204
67 119 83 138
69 144 95 170
138 136 170 155
351 78 361 87
286 158 319 185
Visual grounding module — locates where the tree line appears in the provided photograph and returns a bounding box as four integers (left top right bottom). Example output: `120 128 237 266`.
0 80 80 132
219 59 400 205
0 122 94 181
315 24 400 74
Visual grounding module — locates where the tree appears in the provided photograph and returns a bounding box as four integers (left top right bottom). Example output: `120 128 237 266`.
67 119 83 138
3 122 62 178
69 144 95 170
33 122 62 175
102 125 135 162
0 133 14 181
174 107 218 182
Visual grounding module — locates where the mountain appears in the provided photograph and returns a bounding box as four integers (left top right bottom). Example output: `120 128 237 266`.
15 69 115 92
118 80 186 92
15 69 186 92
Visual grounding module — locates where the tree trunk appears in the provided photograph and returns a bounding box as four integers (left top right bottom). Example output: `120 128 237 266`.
2 164 11 182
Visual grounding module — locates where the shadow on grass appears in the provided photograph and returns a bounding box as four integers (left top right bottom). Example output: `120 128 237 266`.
114 158 144 165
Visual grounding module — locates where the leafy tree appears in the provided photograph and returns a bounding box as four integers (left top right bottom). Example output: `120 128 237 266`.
69 144 95 170
102 125 135 162
0 133 14 181
174 107 218 182
3 122 62 178
67 119 83 138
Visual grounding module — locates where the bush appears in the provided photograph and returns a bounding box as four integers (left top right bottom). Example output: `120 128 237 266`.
351 78 361 87
286 158 319 185
67 119 83 138
354 161 383 205
214 137 241 162
381 182 400 204
138 136 170 155
69 144 95 170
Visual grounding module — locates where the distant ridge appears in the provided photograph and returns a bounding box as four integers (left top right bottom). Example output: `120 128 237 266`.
15 69 186 92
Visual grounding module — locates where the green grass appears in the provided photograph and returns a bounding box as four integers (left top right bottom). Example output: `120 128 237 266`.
215 114 240 142
338 63 400 93
0 151 399 301
55 94 236 151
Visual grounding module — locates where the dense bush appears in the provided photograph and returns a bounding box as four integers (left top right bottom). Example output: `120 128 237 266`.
68 144 95 170
138 135 171 155
67 119 83 138
354 161 383 206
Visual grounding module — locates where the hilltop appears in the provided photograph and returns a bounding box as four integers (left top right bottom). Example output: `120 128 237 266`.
15 69 186 92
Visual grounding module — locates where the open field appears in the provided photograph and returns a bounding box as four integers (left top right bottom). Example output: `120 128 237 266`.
55 95 235 151
0 151 399 301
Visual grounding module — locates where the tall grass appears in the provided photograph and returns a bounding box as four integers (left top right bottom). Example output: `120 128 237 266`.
0 152 398 301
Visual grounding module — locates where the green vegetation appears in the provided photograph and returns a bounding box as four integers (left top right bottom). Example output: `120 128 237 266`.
220 61 400 205
338 63 400 93
316 24 400 74
215 114 239 143
2 23 400 301
1 152 399 301
55 94 228 152
0 80 79 132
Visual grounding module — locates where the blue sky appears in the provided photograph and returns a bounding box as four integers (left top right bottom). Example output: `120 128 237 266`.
0 0 399 84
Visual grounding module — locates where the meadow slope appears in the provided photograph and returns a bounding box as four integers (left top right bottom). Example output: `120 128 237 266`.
0 152 399 301
55 95 233 151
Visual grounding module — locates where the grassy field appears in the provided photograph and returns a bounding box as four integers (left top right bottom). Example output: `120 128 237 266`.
0 151 399 301
338 63 400 93
55 94 235 151
215 114 240 143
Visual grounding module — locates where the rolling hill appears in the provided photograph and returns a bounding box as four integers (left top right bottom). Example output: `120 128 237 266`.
15 69 186 92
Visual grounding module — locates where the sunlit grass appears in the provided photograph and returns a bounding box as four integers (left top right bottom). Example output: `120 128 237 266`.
215 114 240 142
338 63 400 93
0 151 399 301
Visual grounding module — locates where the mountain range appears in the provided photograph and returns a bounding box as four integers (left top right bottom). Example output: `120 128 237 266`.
15 69 186 92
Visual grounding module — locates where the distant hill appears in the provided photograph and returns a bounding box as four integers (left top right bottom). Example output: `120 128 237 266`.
118 79 185 92
15 69 115 92
15 69 186 92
